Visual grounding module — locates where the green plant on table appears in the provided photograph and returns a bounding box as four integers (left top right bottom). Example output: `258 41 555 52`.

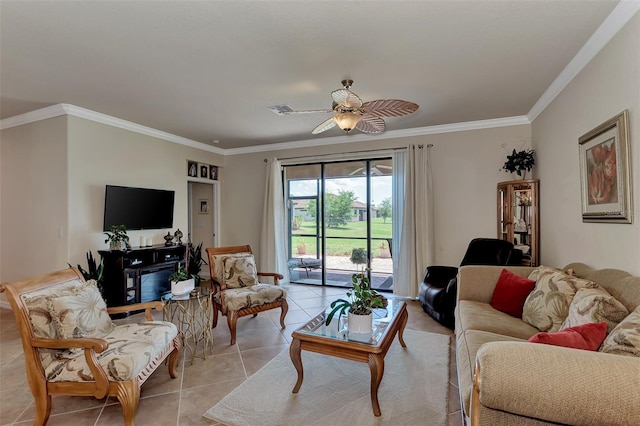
104 225 129 250
325 268 383 325
169 267 191 283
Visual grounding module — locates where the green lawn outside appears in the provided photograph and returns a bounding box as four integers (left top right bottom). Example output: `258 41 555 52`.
292 218 392 256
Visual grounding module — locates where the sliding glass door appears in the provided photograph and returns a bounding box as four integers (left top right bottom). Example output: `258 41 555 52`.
285 158 393 291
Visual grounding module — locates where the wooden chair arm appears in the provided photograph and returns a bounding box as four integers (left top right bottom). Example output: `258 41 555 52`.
31 337 110 398
31 337 108 352
108 301 164 320
257 272 284 285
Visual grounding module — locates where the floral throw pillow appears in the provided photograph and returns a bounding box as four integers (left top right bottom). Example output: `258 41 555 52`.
560 286 628 334
522 266 598 332
47 280 115 339
212 252 252 282
223 255 258 289
600 306 640 357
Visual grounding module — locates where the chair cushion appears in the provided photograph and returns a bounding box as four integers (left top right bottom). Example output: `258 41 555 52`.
211 252 252 282
560 286 628 334
21 277 86 366
21 278 86 340
47 280 115 339
223 255 258 288
522 266 598 332
44 321 178 382
600 306 640 357
490 269 536 318
528 322 608 351
218 284 286 311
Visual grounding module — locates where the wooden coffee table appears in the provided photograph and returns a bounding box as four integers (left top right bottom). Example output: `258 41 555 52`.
289 300 408 416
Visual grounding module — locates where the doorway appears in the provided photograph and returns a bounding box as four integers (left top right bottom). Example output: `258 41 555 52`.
188 181 219 259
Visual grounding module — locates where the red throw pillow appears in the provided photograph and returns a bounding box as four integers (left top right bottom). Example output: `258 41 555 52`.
490 269 536 317
528 322 608 351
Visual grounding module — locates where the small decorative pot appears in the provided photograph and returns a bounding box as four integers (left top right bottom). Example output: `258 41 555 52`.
109 241 122 251
171 278 195 296
348 311 373 334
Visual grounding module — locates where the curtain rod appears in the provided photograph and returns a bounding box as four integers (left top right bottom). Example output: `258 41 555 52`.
273 145 432 162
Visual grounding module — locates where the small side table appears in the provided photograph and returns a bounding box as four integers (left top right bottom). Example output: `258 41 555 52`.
162 286 213 364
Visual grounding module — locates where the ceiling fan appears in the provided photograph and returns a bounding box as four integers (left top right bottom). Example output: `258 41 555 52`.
270 80 419 135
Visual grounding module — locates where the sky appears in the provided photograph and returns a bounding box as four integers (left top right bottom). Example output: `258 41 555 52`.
289 176 392 206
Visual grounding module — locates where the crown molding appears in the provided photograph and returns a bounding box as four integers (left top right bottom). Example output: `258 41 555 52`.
1 103 529 156
0 104 67 130
223 115 531 156
528 1 640 121
0 104 225 155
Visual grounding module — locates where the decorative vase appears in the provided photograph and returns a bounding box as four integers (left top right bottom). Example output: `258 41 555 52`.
109 241 122 251
348 311 373 334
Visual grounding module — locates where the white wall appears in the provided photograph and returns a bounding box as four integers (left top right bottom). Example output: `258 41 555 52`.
533 14 640 274
0 115 224 287
0 116 69 282
66 116 224 267
222 124 531 266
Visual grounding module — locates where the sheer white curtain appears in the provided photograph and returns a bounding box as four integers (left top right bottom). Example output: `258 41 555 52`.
259 157 289 282
393 145 435 298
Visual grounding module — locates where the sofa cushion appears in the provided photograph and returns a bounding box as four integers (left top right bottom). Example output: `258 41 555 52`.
560 286 628 333
456 329 524 415
522 266 597 332
490 269 536 318
600 306 640 357
47 280 115 339
44 321 178 382
456 300 540 340
528 322 607 351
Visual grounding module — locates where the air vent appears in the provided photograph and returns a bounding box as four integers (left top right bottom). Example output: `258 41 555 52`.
268 105 294 115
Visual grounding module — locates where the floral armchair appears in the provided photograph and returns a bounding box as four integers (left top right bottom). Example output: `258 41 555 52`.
0 268 181 426
206 245 288 345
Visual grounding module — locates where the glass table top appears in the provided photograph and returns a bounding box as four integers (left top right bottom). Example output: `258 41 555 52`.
295 299 405 345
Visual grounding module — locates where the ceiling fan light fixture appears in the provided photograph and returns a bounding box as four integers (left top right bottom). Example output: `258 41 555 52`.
334 111 361 133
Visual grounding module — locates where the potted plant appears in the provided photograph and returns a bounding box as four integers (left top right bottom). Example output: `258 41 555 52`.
502 149 535 179
296 239 307 255
71 251 105 295
187 242 204 285
378 240 391 258
325 268 384 334
350 247 368 266
104 225 129 251
168 266 195 296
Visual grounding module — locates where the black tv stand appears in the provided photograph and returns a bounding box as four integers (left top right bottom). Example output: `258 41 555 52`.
99 244 186 316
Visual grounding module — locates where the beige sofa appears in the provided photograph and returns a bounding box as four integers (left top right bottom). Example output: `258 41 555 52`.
455 263 640 425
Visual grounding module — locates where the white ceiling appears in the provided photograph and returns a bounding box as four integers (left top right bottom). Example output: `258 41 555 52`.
0 1 622 150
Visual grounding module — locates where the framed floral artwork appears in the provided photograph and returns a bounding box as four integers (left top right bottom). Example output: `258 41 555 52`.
579 110 632 223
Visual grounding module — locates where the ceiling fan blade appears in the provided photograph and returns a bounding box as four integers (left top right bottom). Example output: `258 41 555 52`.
355 114 385 134
282 109 333 114
361 99 419 118
349 167 365 176
311 116 338 134
331 89 363 109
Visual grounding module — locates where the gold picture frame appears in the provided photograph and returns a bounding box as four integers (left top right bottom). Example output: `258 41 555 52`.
579 110 632 223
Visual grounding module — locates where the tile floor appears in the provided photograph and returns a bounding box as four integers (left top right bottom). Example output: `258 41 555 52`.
0 284 460 425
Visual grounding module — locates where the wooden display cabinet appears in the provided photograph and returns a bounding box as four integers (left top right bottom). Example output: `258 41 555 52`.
497 179 539 266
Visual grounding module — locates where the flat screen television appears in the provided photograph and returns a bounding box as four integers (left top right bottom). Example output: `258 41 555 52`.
103 185 175 231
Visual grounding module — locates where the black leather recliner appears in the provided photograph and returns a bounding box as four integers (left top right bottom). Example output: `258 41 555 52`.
418 238 522 329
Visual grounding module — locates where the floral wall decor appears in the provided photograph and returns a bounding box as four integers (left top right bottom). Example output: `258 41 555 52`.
579 110 632 223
